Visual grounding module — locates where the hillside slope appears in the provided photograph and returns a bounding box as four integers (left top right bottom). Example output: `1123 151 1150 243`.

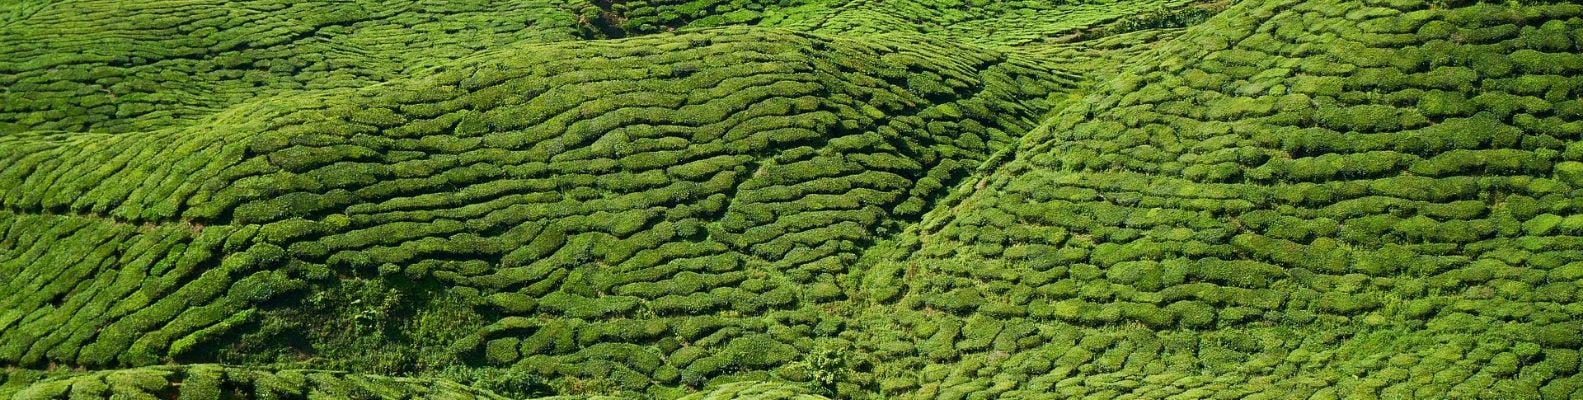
851 0 1583 398
0 8 1099 398
3 0 1582 399
0 0 589 134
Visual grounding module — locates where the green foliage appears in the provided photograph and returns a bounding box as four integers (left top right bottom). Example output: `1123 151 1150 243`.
1315 104 1402 132
1556 161 1583 187
1533 322 1583 348
726 334 798 370
928 287 985 313
2 0 1581 399
802 342 851 393
1418 90 1477 117
485 338 521 364
677 381 831 400
433 367 552 398
1167 301 1216 329
1193 259 1283 289
487 292 538 314
6 365 510 399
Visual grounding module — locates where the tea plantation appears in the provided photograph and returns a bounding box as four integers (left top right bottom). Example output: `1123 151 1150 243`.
1 0 1580 399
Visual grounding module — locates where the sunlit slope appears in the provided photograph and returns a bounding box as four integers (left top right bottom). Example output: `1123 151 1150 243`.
0 103 295 368
0 26 1075 397
763 0 1210 47
851 0 1583 398
211 27 1073 395
9 0 1580 398
0 0 1189 142
565 0 1207 45
0 0 585 134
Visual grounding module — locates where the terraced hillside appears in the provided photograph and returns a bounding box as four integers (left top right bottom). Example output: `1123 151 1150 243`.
851 0 1583 398
2 0 1581 399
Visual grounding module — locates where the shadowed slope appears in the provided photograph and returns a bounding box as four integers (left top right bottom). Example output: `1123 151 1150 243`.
7 364 510 399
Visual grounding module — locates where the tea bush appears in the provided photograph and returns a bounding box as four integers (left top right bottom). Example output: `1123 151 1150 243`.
4 0 1583 399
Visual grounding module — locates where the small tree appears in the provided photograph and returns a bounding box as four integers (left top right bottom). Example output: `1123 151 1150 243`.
803 340 851 394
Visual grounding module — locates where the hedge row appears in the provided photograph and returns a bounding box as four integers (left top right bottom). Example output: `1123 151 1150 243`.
4 364 510 399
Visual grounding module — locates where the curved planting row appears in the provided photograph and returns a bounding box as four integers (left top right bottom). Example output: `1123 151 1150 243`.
7 364 508 399
763 0 1200 47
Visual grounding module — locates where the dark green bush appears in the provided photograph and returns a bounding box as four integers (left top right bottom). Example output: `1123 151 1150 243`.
487 292 538 314
486 338 522 364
